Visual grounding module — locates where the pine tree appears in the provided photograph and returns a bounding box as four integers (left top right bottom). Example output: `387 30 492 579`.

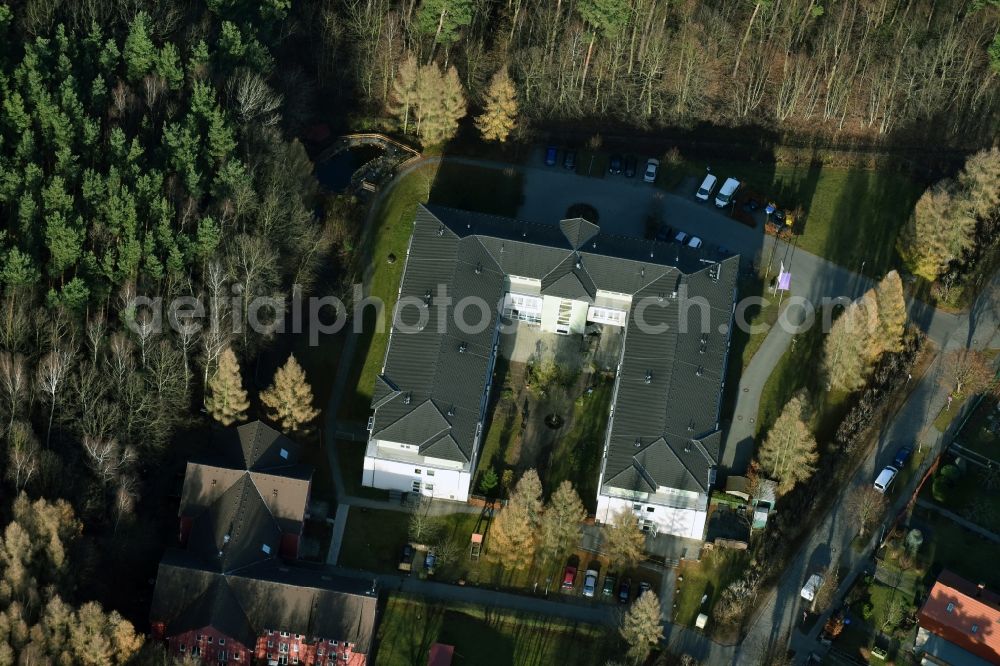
417 64 466 146
956 147 1000 221
823 292 879 393
620 591 662 664
389 54 420 134
898 183 976 282
487 469 543 570
757 393 818 496
204 347 249 426
601 508 646 570
260 353 319 434
874 270 907 354
476 68 518 143
538 480 586 563
123 12 156 82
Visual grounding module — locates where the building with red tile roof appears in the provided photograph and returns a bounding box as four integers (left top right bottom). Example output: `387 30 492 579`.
916 570 1000 665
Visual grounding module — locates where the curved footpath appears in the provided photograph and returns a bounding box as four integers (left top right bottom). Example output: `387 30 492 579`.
318 153 999 664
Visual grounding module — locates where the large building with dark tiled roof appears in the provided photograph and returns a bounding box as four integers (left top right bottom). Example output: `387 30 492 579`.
364 205 739 539
151 422 377 665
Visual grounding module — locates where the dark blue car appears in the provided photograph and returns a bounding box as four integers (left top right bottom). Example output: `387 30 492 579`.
545 145 558 166
893 445 914 468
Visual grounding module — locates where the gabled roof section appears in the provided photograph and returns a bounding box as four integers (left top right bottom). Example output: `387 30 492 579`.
373 399 451 448
605 462 656 494
187 475 283 573
918 570 1000 664
372 374 401 410
559 217 600 250
151 553 378 653
178 423 311 572
420 434 469 462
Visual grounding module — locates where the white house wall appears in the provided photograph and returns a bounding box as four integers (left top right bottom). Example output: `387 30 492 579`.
596 493 707 540
362 455 471 501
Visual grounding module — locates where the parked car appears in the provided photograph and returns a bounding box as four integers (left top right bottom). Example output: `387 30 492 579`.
602 573 617 597
873 465 899 494
688 236 703 249
563 150 577 170
608 154 623 175
624 155 637 178
643 158 659 183
638 581 652 598
618 578 632 604
583 569 599 597
544 145 558 166
893 445 914 469
398 544 415 572
655 225 675 242
674 231 689 245
695 173 718 201
424 549 437 574
562 565 577 590
800 573 824 602
714 177 741 208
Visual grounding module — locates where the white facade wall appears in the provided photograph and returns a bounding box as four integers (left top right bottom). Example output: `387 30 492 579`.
539 296 589 334
596 493 708 540
362 455 471 501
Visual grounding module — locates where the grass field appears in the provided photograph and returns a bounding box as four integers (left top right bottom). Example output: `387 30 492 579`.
673 549 750 628
663 159 923 275
339 162 525 422
374 594 612 666
914 506 1000 589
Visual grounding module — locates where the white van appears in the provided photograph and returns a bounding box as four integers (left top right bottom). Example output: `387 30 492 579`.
873 466 899 494
695 174 717 201
714 178 740 208
800 574 824 602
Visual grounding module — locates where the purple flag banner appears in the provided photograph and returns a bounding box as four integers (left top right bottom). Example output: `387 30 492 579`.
777 270 791 291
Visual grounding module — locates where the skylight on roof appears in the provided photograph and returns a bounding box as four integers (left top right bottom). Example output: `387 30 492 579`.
946 602 955 613
261 544 272 555
279 448 289 459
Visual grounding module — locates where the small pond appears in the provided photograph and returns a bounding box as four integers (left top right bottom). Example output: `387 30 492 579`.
315 145 384 192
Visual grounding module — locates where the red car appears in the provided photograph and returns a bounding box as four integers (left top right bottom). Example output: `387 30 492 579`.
561 566 577 590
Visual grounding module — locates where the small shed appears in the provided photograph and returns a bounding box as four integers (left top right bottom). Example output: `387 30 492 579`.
428 643 455 666
724 476 751 502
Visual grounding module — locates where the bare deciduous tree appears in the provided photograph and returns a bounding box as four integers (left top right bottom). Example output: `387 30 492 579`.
37 348 74 448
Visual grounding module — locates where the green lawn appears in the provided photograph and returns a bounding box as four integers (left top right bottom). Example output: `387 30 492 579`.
339 162 526 422
915 506 1000 589
336 438 389 500
756 322 827 437
338 507 411 571
374 594 612 666
663 158 923 275
955 401 1000 462
546 382 613 511
673 549 750 628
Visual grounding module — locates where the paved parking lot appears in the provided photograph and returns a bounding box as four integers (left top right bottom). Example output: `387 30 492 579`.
517 149 765 259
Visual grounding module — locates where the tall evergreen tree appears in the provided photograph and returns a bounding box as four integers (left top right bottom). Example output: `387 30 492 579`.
476 68 518 143
538 480 586 563
874 270 908 354
204 347 249 426
757 393 818 496
260 353 319 434
823 291 880 393
487 469 543 570
389 54 420 134
620 591 662 665
123 12 156 82
898 182 976 281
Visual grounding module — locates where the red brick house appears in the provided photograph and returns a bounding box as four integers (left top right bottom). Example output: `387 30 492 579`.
916 570 1000 665
150 422 377 665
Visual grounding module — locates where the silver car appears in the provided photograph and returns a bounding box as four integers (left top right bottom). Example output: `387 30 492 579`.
643 158 659 183
582 569 599 597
